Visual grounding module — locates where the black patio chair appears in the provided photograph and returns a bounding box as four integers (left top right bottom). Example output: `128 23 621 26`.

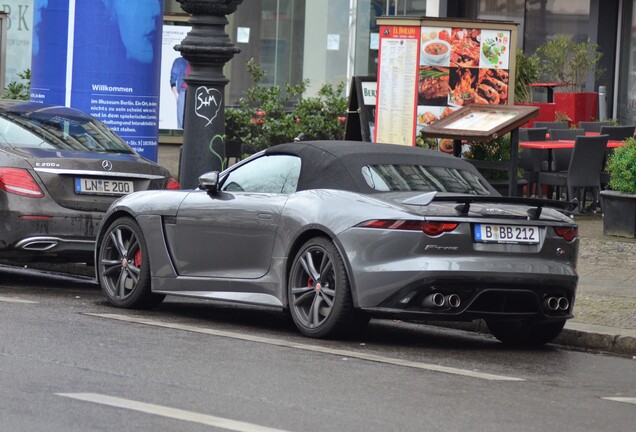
599 125 635 141
534 121 569 131
537 134 609 212
518 128 548 196
549 128 585 172
579 121 613 133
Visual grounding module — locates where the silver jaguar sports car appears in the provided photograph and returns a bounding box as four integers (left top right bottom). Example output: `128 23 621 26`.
95 140 579 345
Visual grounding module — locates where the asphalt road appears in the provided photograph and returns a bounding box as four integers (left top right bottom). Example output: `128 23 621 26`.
1 266 635 432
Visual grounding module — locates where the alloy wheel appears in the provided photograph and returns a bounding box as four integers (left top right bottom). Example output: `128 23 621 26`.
289 244 337 329
100 223 143 301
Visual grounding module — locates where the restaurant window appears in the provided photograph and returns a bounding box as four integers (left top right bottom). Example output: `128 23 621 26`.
523 0 591 54
227 0 306 105
354 0 428 77
616 1 636 125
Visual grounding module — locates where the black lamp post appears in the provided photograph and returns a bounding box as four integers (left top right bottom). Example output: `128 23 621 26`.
175 0 243 189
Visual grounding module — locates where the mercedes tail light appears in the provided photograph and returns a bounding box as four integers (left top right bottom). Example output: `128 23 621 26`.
357 219 459 236
166 177 180 190
0 168 45 198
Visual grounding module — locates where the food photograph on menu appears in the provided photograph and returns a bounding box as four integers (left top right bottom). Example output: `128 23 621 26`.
418 66 449 106
417 25 512 138
450 28 481 67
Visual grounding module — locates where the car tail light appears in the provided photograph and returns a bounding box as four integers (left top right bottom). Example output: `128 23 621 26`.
357 219 459 236
0 168 45 198
554 226 578 242
166 177 180 190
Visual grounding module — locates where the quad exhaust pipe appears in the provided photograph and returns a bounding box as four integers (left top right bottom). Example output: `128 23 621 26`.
422 293 461 309
545 296 569 311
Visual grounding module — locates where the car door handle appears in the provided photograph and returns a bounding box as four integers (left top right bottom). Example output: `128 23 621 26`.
257 213 273 220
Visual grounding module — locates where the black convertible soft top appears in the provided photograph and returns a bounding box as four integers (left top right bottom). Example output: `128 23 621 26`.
264 140 495 194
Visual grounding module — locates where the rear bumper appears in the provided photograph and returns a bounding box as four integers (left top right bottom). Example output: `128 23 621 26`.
337 226 578 321
0 207 102 261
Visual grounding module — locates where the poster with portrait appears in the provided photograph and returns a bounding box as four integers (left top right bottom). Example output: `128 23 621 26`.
159 25 191 131
31 0 69 105
30 0 164 161
375 17 517 150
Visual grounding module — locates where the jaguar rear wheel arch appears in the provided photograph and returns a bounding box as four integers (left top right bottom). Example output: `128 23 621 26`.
97 216 165 309
288 236 367 338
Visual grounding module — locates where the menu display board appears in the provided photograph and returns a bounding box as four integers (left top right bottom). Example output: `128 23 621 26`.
344 76 377 142
375 26 419 146
420 104 539 142
375 17 518 147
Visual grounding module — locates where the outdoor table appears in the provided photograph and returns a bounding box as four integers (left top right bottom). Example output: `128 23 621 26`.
520 140 623 169
519 139 623 150
545 131 609 139
520 139 623 197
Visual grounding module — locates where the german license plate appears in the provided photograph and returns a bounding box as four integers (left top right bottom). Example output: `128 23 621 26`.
74 178 133 196
474 224 539 244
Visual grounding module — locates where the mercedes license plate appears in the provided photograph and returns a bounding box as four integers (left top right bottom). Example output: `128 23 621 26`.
74 178 133 196
474 223 539 244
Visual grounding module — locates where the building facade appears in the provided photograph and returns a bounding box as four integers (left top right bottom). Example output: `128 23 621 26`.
2 1 635 171
162 0 634 125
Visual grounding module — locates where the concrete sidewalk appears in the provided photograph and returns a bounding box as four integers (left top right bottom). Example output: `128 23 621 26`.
556 215 636 356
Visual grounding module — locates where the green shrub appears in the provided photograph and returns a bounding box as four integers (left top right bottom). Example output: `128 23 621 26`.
515 50 540 103
225 60 347 153
607 137 636 194
534 35 603 92
3 69 30 100
463 134 511 181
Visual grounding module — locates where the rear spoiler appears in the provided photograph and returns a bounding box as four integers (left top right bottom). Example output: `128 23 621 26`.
402 192 577 219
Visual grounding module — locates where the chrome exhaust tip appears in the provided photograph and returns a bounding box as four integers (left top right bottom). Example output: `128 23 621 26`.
422 293 445 308
20 240 59 251
545 297 559 311
558 297 569 311
446 294 461 308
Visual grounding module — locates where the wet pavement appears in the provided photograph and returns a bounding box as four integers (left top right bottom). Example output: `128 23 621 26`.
3 215 635 356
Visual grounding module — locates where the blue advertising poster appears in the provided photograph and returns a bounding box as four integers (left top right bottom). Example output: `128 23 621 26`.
29 0 164 161
30 0 70 105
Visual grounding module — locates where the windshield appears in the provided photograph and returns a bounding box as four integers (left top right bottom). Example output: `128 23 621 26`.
0 109 134 154
362 164 492 195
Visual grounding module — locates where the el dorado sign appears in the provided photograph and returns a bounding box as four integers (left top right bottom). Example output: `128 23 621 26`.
374 17 518 146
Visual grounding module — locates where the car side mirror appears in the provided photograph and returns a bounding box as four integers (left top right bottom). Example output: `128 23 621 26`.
198 171 220 194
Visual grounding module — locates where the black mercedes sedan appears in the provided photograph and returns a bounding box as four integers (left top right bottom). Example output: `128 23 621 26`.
0 100 178 264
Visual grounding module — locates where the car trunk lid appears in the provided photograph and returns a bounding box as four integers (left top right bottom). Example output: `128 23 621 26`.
17 147 168 212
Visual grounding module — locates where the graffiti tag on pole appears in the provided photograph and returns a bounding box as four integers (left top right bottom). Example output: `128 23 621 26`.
194 86 223 126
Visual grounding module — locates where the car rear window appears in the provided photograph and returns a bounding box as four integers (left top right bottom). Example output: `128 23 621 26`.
0 110 134 154
361 164 491 195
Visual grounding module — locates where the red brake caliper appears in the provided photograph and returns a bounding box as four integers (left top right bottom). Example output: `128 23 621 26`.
134 249 142 267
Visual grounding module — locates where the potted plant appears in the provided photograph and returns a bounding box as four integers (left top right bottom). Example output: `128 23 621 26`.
600 137 636 238
515 50 555 127
514 50 539 104
534 35 604 125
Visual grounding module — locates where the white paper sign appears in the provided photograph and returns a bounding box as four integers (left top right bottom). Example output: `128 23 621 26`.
237 27 250 44
327 34 340 51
